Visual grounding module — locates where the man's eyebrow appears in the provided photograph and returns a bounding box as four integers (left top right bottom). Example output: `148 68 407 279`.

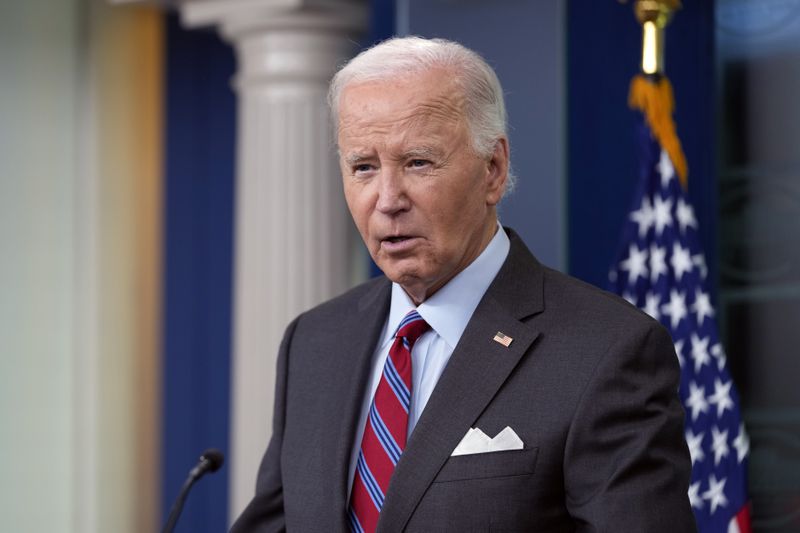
343 153 374 166
343 147 442 165
401 147 441 159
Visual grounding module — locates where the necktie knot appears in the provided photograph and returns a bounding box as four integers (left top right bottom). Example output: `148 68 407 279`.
395 310 430 348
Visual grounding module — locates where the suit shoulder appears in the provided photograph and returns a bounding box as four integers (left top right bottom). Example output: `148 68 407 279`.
296 275 389 322
540 266 663 333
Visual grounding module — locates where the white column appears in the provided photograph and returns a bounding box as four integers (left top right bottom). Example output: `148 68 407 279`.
180 0 368 522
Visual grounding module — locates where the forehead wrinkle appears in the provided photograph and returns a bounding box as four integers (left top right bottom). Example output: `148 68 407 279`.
338 82 468 157
412 91 466 126
341 103 460 137
341 82 465 128
339 114 455 159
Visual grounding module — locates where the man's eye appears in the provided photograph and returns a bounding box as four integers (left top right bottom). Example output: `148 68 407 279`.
409 159 429 168
354 164 374 173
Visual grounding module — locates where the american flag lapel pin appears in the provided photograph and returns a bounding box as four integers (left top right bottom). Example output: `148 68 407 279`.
493 331 513 347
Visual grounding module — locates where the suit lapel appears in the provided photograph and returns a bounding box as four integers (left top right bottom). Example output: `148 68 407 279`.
377 231 546 532
323 278 392 527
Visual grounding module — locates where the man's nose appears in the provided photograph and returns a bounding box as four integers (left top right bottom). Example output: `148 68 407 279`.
375 168 411 215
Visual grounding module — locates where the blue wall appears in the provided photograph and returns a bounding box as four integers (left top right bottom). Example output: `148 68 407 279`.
161 14 236 532
402 0 567 270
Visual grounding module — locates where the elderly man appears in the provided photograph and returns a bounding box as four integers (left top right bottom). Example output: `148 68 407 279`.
231 37 695 532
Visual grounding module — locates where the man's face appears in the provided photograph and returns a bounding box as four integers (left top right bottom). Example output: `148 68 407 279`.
337 68 508 304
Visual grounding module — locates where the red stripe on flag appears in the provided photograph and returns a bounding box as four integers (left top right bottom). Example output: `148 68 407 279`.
733 503 751 533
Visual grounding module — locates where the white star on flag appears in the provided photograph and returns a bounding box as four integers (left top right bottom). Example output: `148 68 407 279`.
688 481 703 510
619 244 649 284
674 339 685 368
691 288 715 326
658 149 675 187
671 242 693 282
690 333 711 374
711 426 730 466
653 194 674 236
650 244 668 282
702 475 729 515
710 343 727 371
692 253 708 279
686 381 709 421
630 197 655 238
644 291 661 321
733 424 750 464
676 197 699 233
708 378 734 419
686 429 705 466
661 289 687 330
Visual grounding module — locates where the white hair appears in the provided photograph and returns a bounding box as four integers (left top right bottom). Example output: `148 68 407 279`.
328 36 515 189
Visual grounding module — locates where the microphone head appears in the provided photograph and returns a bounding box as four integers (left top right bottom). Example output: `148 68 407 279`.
200 449 225 473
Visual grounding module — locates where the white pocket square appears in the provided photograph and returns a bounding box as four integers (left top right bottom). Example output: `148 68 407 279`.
451 426 524 456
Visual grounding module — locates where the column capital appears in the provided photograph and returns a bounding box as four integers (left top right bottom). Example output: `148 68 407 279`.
178 0 367 87
179 0 368 39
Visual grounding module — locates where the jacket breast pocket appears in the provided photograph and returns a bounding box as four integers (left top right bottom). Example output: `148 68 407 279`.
433 447 539 483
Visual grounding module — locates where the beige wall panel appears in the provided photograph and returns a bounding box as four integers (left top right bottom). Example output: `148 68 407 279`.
0 1 164 532
88 2 164 532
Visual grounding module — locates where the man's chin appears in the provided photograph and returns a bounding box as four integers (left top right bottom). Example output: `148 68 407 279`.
381 268 422 286
379 265 422 286
378 266 438 304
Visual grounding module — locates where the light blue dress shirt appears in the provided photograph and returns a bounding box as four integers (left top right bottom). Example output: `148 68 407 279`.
347 225 511 496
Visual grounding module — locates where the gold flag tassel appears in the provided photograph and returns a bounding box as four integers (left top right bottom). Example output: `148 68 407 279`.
623 0 688 188
628 75 688 188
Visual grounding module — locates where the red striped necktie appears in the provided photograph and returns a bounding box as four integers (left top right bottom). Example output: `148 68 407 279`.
348 310 430 533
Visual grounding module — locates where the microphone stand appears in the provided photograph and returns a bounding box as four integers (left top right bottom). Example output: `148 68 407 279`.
162 450 224 533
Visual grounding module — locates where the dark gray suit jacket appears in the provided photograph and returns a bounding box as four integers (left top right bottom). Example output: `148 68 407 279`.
231 229 697 532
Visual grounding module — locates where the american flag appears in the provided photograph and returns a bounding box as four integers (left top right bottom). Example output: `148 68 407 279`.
608 91 751 532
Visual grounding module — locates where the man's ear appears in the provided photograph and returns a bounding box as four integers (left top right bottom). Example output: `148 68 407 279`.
485 137 509 206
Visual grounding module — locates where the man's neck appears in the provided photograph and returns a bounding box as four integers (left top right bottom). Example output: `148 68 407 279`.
401 220 500 305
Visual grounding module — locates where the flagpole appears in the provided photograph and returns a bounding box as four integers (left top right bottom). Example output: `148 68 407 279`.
629 0 681 75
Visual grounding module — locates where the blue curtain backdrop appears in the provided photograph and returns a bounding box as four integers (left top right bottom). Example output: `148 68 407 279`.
370 0 395 45
161 14 236 532
567 0 716 292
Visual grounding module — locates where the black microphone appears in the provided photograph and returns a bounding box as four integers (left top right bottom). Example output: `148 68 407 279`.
161 448 225 533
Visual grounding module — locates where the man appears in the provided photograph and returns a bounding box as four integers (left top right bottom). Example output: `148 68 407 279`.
231 37 696 532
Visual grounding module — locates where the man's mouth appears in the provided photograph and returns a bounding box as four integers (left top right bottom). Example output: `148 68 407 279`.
380 235 419 252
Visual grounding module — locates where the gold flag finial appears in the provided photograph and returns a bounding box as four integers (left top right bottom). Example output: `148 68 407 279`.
620 0 681 74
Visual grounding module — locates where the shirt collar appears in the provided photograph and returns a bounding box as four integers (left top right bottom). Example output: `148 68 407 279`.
382 224 510 349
